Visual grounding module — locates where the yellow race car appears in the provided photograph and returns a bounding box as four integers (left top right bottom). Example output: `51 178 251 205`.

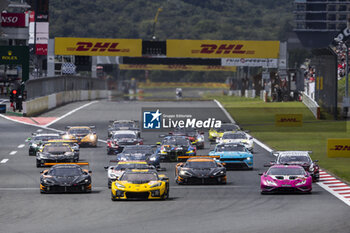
63 126 98 147
208 123 241 142
111 169 169 201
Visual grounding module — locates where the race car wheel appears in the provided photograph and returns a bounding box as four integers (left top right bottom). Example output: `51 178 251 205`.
36 160 41 168
111 194 117 201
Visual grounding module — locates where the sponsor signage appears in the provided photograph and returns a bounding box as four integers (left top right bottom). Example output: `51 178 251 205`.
334 27 350 44
1 13 26 27
0 46 30 81
55 37 142 56
167 40 279 58
143 109 221 130
327 139 350 158
119 64 236 71
35 44 47 55
275 114 303 127
222 58 278 68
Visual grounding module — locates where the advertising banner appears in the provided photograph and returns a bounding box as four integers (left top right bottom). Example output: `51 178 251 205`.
119 64 236 71
275 114 303 127
55 37 142 57
222 58 278 68
327 139 350 158
35 44 47 55
167 40 279 58
1 13 26 27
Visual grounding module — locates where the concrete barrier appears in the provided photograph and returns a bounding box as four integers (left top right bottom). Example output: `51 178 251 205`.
23 90 109 116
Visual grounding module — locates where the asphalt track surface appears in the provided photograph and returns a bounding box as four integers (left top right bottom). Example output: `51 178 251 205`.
0 100 349 233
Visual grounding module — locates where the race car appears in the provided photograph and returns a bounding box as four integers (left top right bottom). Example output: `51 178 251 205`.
266 151 319 182
169 127 205 149
107 120 140 138
48 139 80 159
157 136 196 161
111 169 169 201
36 143 79 167
216 131 254 152
26 133 62 156
107 130 143 155
208 123 241 142
116 145 160 168
40 163 92 193
104 161 155 188
209 143 253 169
260 165 312 194
175 157 226 185
63 126 98 147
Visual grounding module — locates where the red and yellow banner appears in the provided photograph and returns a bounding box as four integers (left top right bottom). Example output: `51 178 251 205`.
167 40 280 58
119 64 236 72
327 139 350 158
55 37 142 56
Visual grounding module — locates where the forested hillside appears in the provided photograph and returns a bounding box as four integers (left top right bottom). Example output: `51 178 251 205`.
50 0 293 41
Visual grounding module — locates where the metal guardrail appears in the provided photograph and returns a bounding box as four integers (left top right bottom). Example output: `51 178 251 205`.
302 92 320 119
25 76 107 100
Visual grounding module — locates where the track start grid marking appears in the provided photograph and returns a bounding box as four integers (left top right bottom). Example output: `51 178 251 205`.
0 159 9 164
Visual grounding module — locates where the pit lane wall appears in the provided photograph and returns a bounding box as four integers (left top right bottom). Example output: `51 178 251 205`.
23 90 109 116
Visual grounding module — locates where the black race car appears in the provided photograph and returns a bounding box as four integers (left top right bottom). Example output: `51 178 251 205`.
36 143 79 167
27 133 62 156
40 163 92 193
107 120 140 138
170 127 205 149
116 145 161 168
157 136 196 162
266 151 320 182
175 157 226 184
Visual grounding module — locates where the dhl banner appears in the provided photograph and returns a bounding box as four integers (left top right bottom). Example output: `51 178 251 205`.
55 37 142 56
119 64 237 72
167 40 280 59
275 114 303 127
327 139 350 158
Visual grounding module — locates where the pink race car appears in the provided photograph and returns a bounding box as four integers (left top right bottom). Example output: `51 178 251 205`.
260 165 312 194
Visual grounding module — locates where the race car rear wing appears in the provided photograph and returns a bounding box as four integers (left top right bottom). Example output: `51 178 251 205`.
44 162 89 166
177 155 220 160
271 150 313 157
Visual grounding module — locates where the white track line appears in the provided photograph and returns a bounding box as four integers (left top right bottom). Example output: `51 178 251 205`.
213 98 350 207
9 151 17 155
0 159 9 163
45 101 98 127
18 144 25 148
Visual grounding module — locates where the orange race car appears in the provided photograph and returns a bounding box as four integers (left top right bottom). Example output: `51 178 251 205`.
63 126 98 147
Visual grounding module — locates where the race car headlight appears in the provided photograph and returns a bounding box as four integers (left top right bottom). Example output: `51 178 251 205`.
39 153 48 159
63 135 70 139
42 179 53 184
296 180 307 186
197 136 204 142
186 150 194 154
309 166 314 172
246 157 251 161
179 170 192 177
150 182 162 188
149 156 157 161
31 143 38 147
120 157 127 161
213 170 225 176
89 135 95 140
115 182 125 189
265 179 277 186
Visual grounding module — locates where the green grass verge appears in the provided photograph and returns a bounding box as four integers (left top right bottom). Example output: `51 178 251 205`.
212 95 350 182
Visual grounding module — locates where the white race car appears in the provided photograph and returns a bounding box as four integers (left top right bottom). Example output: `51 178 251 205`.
216 131 254 152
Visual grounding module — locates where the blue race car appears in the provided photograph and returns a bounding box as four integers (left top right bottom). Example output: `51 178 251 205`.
157 136 196 162
116 145 160 168
209 143 253 169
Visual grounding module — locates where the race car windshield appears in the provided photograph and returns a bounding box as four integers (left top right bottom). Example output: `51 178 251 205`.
279 155 311 164
113 123 135 128
33 135 61 141
115 164 149 171
122 153 146 160
267 167 306 176
49 167 82 176
69 129 90 135
222 134 246 139
216 144 246 152
185 161 217 168
163 138 189 146
174 128 197 137
120 173 158 183
43 145 71 153
215 124 240 132
122 148 154 154
113 134 136 139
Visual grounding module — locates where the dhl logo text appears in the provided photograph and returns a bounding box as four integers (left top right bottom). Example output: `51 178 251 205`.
191 44 255 55
279 118 300 123
67 42 130 53
330 145 350 151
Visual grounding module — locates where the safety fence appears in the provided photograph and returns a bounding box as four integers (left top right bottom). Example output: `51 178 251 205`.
302 92 320 119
